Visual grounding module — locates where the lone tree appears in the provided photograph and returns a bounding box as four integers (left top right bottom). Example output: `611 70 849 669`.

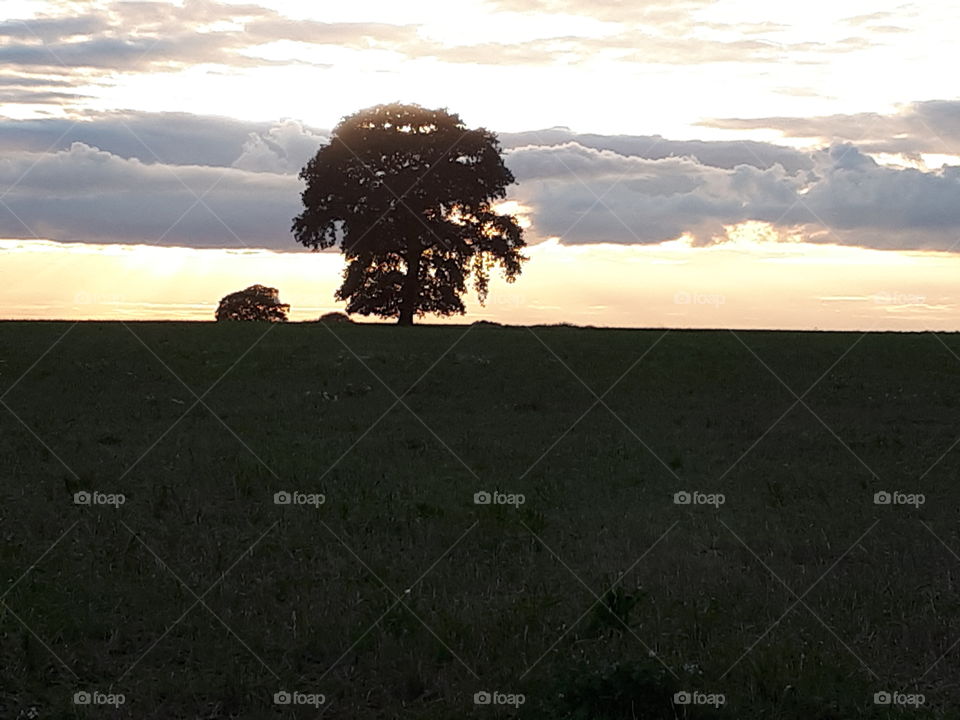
292 103 527 325
215 284 290 322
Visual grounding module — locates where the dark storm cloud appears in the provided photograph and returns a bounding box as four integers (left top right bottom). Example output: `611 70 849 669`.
702 100 960 158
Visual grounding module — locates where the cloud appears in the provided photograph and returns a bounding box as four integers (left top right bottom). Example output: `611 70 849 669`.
1 111 959 254
504 142 809 244
483 0 716 24
840 11 901 26
232 119 328 174
0 74 76 87
0 15 109 41
0 1 414 75
0 110 327 167
799 145 960 238
0 142 301 249
412 21 878 68
499 128 814 173
418 33 805 67
3 111 813 178
504 140 960 251
473 1 885 66
243 18 420 46
0 0 891 109
701 100 960 158
0 88 90 104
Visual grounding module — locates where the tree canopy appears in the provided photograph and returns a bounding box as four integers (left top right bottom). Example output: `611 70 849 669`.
292 103 527 325
215 284 290 322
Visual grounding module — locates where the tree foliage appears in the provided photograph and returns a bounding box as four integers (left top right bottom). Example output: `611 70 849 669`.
292 103 527 325
215 284 290 322
316 311 355 324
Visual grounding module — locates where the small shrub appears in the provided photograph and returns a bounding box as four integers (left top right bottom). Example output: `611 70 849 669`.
317 311 355 324
215 284 289 322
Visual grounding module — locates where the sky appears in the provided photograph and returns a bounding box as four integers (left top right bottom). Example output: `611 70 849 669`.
1 0 959 328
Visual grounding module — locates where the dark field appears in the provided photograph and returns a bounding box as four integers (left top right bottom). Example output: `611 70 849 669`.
2 321 960 719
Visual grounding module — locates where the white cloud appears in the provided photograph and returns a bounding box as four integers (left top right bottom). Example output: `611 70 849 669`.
232 119 328 173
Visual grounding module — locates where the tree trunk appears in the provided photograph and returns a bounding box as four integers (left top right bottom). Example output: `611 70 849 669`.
398 236 422 326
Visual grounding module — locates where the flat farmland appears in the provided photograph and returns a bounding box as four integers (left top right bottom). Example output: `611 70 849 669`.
2 321 959 719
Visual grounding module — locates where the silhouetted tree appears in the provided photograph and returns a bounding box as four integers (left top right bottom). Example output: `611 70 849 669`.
215 285 289 322
316 311 354 324
292 103 527 325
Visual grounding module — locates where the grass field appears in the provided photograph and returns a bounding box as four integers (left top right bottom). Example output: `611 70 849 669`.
2 321 960 719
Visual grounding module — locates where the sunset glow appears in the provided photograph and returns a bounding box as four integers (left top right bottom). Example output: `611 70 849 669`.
1 0 959 329
3 233 958 330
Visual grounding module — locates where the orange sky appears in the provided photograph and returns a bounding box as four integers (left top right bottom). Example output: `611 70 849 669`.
2 1 959 330
2 229 957 330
